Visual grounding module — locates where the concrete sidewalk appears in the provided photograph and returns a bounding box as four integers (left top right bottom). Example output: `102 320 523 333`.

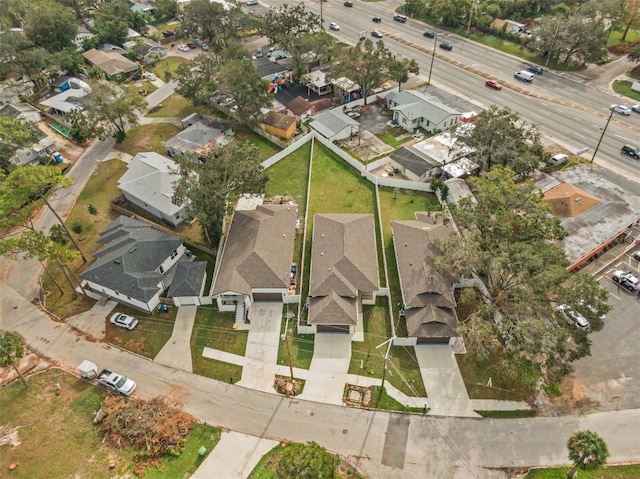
415 344 479 417
66 298 117 340
154 306 197 372
191 431 277 479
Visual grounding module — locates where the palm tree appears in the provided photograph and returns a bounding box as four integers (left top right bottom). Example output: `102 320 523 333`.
0 331 28 387
566 430 609 478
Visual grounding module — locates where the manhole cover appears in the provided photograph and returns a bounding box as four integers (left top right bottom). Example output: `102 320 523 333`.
342 429 348 434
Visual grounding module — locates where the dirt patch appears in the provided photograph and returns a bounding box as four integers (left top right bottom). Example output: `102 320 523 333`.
37 121 87 164
546 376 601 415
339 130 394 161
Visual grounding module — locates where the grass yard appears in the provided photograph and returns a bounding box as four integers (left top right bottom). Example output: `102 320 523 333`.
265 141 311 207
525 465 640 478
278 310 315 370
349 298 426 397
612 80 640 102
116 123 181 157
368 386 426 413
607 29 640 46
376 127 411 149
191 305 246 382
146 94 205 118
149 56 190 80
0 369 221 478
235 126 282 160
106 305 176 359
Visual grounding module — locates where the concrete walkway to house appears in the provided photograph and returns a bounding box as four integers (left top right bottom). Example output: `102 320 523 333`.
191 431 278 479
154 305 197 373
414 344 479 417
298 333 352 405
237 302 284 393
145 80 177 108
65 296 117 340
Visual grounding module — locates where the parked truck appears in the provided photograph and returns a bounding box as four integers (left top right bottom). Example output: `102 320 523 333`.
78 360 137 396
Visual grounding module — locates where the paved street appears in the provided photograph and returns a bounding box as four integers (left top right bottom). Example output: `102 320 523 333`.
2 282 640 478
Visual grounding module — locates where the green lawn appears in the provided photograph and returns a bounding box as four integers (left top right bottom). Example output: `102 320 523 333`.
376 128 410 148
149 56 190 81
525 464 640 478
191 305 246 382
278 309 315 370
107 305 176 359
612 80 640 102
236 126 282 160
368 386 426 413
116 123 181 156
265 141 312 207
607 28 640 46
146 94 214 118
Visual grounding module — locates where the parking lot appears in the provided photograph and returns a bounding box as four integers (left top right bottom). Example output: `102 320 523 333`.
559 247 640 413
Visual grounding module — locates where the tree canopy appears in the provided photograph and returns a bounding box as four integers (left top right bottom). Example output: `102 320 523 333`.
0 116 42 171
258 4 322 52
172 141 268 245
23 0 76 53
454 106 547 176
0 331 28 387
92 0 132 46
276 442 336 479
437 166 610 387
567 430 609 478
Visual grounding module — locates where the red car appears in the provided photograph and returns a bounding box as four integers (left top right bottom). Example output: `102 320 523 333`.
485 79 503 90
344 1 353 5
186 42 197 49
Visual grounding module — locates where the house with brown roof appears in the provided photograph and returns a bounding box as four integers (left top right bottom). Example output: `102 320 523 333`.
286 96 314 120
211 204 298 323
392 212 459 344
82 48 140 82
259 111 297 140
308 214 379 334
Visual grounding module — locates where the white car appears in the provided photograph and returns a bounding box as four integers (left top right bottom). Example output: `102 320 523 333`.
610 104 631 115
147 72 157 81
177 44 190 52
632 104 640 113
612 270 640 291
555 304 590 330
110 312 139 330
329 22 340 31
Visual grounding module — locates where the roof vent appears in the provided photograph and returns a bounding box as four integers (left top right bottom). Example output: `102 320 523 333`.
320 252 323 256
128 247 137 253
114 259 121 264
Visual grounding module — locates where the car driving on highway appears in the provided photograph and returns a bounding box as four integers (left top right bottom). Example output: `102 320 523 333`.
485 79 503 90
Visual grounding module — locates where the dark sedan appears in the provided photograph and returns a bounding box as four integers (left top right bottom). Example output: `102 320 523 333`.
372 16 381 23
423 31 435 38
371 30 383 38
439 42 453 51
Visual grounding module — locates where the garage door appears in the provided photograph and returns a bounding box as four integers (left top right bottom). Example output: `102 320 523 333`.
316 325 350 333
416 336 449 344
252 292 282 302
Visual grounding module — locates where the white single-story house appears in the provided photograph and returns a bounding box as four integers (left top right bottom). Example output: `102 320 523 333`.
310 108 360 142
385 90 460 133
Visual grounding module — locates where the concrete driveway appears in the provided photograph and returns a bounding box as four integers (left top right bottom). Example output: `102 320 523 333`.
238 302 283 393
299 333 351 405
154 306 196 373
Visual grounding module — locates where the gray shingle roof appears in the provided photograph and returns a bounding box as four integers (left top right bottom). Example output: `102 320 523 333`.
308 214 379 326
163 121 224 155
81 217 183 302
310 109 359 139
211 205 297 296
391 146 441 176
118 152 184 217
392 215 459 338
168 261 207 297
386 90 459 124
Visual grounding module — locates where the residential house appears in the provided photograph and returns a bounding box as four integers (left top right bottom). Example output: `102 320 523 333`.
0 80 35 105
490 18 529 36
10 135 57 167
168 261 208 306
310 108 359 142
385 90 460 133
82 48 140 82
255 57 293 80
444 177 476 205
392 213 459 344
211 204 298 324
74 25 95 49
163 121 232 158
81 216 187 312
286 96 314 121
0 102 42 123
180 113 233 132
389 145 443 182
259 111 297 140
300 68 333 96
39 77 91 118
117 152 188 227
308 214 379 334
123 38 168 64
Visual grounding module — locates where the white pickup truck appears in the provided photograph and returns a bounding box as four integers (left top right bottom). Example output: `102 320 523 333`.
78 360 137 396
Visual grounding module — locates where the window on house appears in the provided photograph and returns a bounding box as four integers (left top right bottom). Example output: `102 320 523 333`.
170 249 179 259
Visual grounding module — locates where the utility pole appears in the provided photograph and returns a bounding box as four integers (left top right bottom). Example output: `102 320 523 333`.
590 107 615 171
281 312 295 381
466 0 475 34
375 336 396 406
424 34 438 92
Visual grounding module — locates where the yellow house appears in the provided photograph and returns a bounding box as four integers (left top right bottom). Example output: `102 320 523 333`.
260 111 297 140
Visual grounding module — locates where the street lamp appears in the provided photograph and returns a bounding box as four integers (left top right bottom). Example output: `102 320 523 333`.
590 106 615 171
281 311 295 381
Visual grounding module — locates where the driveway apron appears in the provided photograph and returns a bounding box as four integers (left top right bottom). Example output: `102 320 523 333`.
415 344 479 417
238 302 283 393
299 333 351 405
154 306 196 373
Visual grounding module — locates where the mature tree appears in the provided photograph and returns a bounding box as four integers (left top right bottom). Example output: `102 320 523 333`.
154 0 178 20
55 48 87 76
216 59 271 123
289 31 339 78
0 31 54 88
258 4 322 51
561 16 608 65
0 229 83 296
330 38 393 105
129 11 148 33
454 106 546 176
173 141 268 245
436 166 610 386
181 0 248 41
0 331 28 387
66 109 94 144
0 165 87 262
84 81 146 142
567 430 609 478
431 0 472 27
527 15 566 66
388 56 420 91
92 0 131 46
24 0 76 53
0 116 41 171
620 0 640 40
277 442 336 479
175 53 270 123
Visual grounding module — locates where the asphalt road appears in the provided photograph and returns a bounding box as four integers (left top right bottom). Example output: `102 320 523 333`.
280 0 640 179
